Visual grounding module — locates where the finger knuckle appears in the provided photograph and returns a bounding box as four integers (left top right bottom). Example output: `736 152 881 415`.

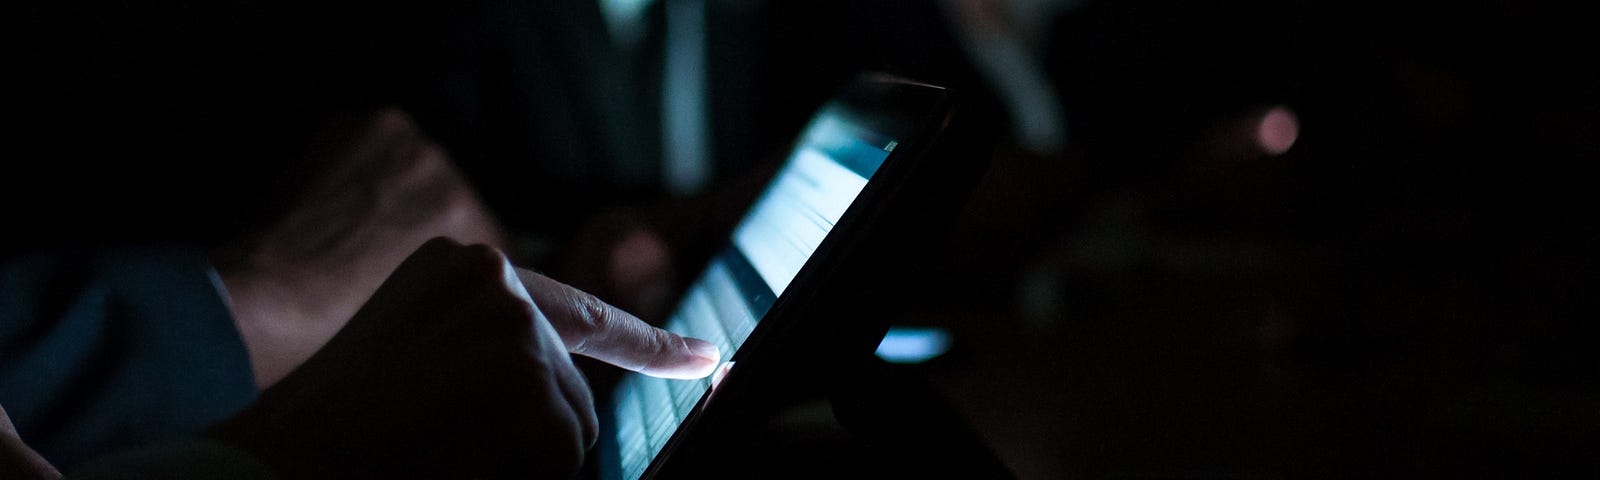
641 330 675 372
417 236 463 255
573 295 613 344
492 298 540 333
461 243 506 269
581 410 600 450
446 243 509 286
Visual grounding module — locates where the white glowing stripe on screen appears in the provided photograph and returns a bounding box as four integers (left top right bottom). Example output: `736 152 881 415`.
733 147 870 295
700 260 758 354
664 260 747 363
675 286 722 355
615 386 645 476
875 327 953 364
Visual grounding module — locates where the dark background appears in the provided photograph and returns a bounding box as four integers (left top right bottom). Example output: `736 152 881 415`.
5 0 1598 477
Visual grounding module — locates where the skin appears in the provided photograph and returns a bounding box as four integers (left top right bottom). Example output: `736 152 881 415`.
1 406 60 480
1 238 717 479
0 109 718 478
212 108 511 388
210 237 718 479
203 109 721 478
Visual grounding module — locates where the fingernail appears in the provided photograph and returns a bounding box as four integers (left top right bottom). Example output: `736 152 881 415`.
684 337 720 362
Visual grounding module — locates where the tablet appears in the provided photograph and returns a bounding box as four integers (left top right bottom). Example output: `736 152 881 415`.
598 75 967 480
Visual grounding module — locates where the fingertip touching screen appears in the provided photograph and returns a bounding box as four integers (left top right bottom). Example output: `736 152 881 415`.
609 108 896 480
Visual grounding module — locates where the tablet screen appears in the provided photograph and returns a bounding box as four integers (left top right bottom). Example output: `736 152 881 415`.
609 108 896 480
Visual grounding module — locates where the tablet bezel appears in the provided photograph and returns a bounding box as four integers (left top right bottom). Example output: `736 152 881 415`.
600 74 962 480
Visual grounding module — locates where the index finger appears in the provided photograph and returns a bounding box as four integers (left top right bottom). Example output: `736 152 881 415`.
513 268 720 379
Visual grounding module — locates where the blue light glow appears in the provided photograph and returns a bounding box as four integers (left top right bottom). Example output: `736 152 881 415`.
875 327 952 364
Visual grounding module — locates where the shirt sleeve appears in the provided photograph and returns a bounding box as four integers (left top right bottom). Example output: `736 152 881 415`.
0 246 259 472
66 439 278 480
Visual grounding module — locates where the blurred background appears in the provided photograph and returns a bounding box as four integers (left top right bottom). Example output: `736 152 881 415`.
5 0 1598 477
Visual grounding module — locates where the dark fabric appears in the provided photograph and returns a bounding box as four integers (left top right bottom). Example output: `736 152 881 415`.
4 0 663 258
68 440 277 480
0 246 258 471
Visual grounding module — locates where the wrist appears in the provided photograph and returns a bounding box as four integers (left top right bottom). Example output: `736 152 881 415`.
212 251 355 388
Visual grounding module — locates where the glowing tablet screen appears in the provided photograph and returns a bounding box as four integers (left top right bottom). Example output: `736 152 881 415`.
609 109 894 480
